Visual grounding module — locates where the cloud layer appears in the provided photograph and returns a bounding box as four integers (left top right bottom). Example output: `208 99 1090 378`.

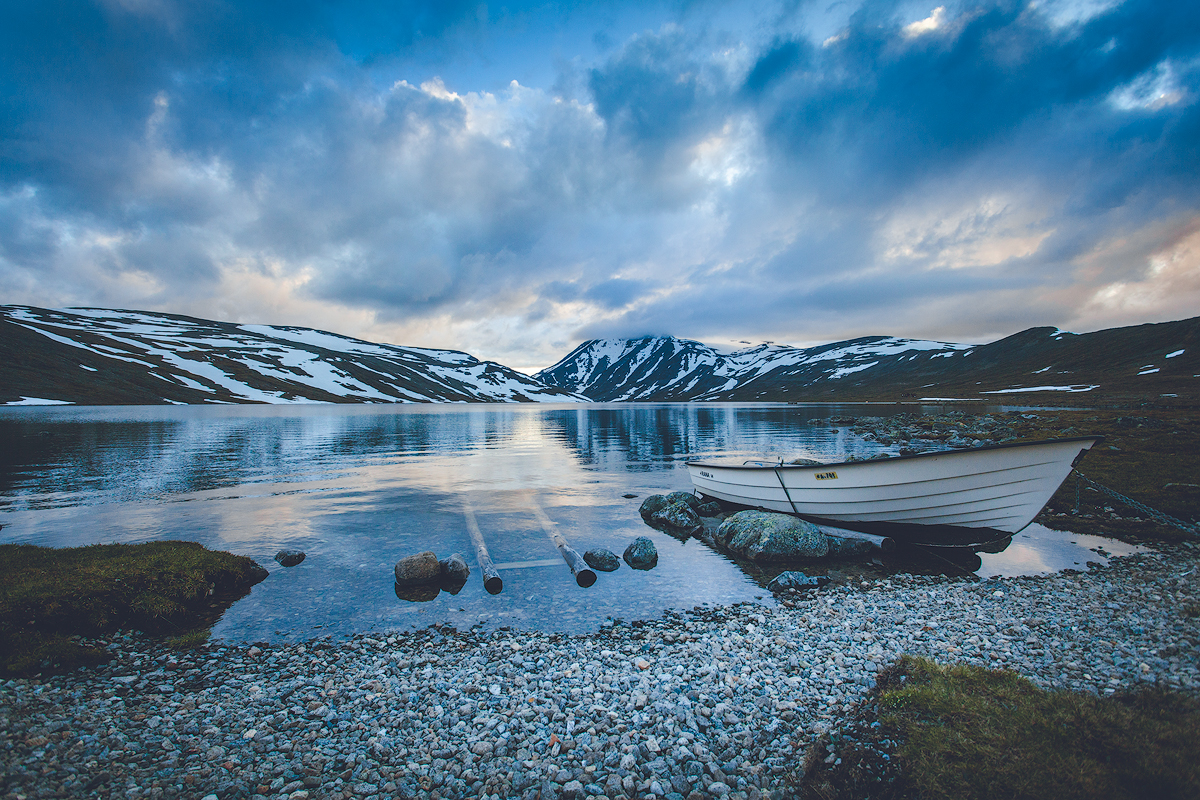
1 0 1198 370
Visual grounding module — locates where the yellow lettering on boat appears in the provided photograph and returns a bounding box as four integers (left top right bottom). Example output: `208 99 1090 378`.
815 471 838 480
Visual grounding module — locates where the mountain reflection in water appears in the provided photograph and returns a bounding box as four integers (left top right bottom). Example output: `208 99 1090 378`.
0 403 1134 640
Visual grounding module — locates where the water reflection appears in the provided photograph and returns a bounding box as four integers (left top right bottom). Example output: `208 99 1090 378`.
0 402 1133 641
976 524 1149 578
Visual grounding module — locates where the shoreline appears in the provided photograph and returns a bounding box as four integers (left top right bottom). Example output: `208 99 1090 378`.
3 546 1197 800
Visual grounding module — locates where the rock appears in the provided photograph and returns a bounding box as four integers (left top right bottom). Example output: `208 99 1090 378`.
650 500 701 531
394 582 439 602
439 553 470 583
697 501 723 517
584 548 620 572
714 511 829 561
562 779 585 799
394 551 441 586
274 550 306 567
824 535 875 557
439 556 468 593
666 491 701 510
767 571 829 592
624 537 659 570
639 495 671 520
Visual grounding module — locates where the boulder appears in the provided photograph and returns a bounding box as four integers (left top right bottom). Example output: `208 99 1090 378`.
394 551 441 586
584 548 621 572
623 537 659 570
639 495 670 520
394 582 439 602
665 491 701 510
439 552 470 583
767 571 830 592
649 500 701 531
714 511 829 562
274 549 306 567
696 501 723 517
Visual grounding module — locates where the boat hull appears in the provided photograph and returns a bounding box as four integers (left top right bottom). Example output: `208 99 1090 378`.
686 437 1100 547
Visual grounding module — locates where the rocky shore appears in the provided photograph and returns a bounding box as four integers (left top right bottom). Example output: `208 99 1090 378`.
3 546 1198 800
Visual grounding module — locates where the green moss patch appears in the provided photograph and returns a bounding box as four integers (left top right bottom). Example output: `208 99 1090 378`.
0 540 267 677
797 656 1200 800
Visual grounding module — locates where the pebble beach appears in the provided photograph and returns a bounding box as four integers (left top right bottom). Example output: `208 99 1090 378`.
3 546 1198 800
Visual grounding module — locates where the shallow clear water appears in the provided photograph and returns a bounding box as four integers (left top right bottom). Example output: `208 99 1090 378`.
0 402 1134 640
976 524 1149 578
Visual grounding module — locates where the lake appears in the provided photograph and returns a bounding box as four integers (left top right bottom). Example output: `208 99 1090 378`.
0 403 1140 641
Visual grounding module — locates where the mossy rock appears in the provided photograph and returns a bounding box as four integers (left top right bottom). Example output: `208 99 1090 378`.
715 510 828 561
0 540 267 677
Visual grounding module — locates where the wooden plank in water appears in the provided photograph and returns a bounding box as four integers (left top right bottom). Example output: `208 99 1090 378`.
463 502 504 594
528 498 597 588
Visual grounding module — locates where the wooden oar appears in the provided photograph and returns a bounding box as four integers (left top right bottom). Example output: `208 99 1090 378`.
528 499 596 587
463 502 503 594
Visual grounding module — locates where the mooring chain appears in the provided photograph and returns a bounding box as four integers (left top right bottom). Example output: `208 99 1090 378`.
1073 470 1200 535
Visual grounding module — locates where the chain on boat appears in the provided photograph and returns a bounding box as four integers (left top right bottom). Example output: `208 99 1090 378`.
1073 470 1200 536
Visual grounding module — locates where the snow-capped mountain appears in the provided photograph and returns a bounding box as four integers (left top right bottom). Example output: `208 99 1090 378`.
537 319 1199 404
3 305 1195 406
0 306 584 405
535 335 974 401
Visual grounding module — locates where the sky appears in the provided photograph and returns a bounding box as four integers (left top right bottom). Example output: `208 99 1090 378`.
1 0 1198 373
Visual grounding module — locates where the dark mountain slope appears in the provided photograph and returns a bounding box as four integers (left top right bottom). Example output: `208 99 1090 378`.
538 318 1200 406
0 306 584 405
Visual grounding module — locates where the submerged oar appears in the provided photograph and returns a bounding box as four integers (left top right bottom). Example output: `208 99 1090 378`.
528 499 596 588
463 502 503 594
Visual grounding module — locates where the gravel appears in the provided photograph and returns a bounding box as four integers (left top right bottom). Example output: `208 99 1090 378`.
3 546 1198 800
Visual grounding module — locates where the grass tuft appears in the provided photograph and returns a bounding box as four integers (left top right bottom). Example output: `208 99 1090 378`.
164 628 211 650
798 655 1200 800
0 541 267 677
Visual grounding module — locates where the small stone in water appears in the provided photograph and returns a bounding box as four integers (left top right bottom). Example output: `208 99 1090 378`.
624 537 658 570
584 548 620 572
394 551 441 586
274 549 305 567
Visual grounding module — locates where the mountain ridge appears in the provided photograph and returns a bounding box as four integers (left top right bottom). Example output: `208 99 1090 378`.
536 319 1199 406
0 305 585 405
2 304 1196 406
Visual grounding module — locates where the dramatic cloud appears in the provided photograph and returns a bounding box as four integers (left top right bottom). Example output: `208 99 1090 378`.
1 0 1198 370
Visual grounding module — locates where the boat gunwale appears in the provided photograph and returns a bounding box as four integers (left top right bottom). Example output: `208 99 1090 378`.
684 435 1104 471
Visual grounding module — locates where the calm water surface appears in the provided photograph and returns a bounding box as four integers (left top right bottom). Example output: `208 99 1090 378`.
0 403 1137 641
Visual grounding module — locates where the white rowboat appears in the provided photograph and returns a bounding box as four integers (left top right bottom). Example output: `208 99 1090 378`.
686 437 1101 547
